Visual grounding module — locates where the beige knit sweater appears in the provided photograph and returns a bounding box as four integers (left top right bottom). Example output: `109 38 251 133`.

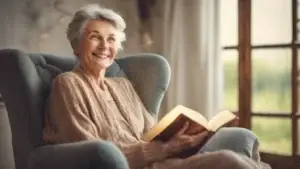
43 67 270 169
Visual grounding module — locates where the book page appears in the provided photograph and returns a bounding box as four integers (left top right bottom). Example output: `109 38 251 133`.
179 105 209 129
207 110 236 132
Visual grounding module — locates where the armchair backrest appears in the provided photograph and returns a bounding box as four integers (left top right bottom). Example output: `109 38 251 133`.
0 49 171 169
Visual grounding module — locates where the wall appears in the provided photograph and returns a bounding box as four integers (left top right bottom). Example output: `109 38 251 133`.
0 0 144 55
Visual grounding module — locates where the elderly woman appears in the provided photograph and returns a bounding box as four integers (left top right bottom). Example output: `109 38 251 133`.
43 4 270 169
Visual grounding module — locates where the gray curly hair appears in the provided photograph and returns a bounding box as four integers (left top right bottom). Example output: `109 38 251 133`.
67 4 126 51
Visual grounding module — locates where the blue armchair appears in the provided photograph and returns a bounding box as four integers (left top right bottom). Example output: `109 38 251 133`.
0 49 171 169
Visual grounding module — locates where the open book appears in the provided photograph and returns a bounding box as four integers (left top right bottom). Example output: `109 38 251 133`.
142 105 238 142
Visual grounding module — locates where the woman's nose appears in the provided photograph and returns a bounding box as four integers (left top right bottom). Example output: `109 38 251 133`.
98 39 109 49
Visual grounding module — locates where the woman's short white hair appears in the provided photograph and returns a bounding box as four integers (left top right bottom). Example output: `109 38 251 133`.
67 4 126 51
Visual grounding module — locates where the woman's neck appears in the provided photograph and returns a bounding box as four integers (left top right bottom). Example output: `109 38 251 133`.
80 64 106 89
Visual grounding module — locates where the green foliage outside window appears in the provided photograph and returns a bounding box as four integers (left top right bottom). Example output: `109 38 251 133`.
223 55 292 155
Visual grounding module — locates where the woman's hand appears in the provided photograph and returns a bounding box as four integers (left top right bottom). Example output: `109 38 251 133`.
163 122 209 156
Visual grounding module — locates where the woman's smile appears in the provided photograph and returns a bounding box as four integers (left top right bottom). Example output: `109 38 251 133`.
92 52 109 59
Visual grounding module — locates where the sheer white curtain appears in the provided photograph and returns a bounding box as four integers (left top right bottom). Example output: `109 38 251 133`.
156 0 222 119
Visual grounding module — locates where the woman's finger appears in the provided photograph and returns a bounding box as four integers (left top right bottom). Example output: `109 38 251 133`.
176 121 189 136
193 131 209 142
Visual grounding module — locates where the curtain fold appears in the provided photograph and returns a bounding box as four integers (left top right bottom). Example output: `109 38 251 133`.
157 0 222 119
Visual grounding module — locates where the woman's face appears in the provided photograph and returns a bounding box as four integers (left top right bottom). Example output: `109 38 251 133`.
76 20 119 72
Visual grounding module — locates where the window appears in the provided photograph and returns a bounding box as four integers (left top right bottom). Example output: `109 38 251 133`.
220 0 299 157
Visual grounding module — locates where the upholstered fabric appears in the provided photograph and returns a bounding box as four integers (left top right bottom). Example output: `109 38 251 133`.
0 49 170 169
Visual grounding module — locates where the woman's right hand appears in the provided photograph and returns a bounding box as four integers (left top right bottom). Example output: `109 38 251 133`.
163 122 209 156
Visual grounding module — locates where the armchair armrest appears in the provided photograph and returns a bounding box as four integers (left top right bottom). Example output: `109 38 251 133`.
28 140 129 169
116 54 171 116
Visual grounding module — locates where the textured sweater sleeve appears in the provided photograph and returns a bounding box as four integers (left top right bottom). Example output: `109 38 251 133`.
45 74 99 142
45 75 171 169
117 141 170 169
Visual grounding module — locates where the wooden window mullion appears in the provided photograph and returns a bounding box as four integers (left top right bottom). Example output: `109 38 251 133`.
238 0 252 129
291 0 298 156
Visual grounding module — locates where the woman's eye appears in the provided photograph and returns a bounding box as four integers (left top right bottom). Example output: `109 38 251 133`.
90 35 99 40
108 37 116 42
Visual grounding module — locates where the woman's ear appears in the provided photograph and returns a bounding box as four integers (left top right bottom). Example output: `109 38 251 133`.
72 48 80 59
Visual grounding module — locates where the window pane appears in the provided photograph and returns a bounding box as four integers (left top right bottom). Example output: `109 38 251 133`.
252 0 292 45
252 117 292 155
220 0 238 46
252 49 291 113
222 50 238 111
297 49 300 114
